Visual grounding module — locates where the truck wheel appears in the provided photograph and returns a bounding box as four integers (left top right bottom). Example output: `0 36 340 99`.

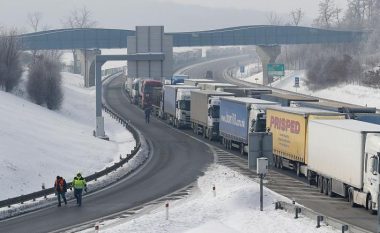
367 194 377 215
279 158 283 169
318 176 323 193
322 178 328 195
307 170 314 185
348 188 358 207
296 163 301 177
273 156 278 168
207 129 212 141
327 179 334 197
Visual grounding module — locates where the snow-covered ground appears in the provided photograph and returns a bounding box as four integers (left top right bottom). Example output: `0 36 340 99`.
239 68 380 109
0 72 135 200
87 165 337 233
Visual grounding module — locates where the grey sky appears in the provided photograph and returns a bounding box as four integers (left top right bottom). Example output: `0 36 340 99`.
0 0 348 32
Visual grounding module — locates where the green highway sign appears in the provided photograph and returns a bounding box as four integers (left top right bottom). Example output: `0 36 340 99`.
267 64 285 76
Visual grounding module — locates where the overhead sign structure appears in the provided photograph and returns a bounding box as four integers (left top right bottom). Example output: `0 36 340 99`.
267 64 285 77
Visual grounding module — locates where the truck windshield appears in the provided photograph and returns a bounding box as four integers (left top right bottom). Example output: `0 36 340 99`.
178 100 190 111
253 113 266 132
209 106 220 118
144 86 153 93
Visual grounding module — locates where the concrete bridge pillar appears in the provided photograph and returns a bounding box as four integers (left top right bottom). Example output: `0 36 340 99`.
256 45 281 85
78 49 101 87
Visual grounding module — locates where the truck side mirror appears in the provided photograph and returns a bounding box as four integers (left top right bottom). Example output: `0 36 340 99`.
371 156 378 175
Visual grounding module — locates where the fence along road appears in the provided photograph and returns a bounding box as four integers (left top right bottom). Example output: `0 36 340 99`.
178 55 377 233
0 74 213 233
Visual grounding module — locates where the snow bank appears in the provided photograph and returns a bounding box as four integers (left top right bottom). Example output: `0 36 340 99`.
95 165 337 233
0 72 135 200
238 67 380 109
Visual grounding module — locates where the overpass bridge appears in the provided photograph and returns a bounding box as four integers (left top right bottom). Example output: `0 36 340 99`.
17 25 367 86
17 25 368 139
19 25 366 50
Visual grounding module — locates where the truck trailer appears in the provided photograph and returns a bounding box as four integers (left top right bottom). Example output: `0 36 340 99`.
198 82 237 91
308 119 380 213
221 87 272 98
184 79 215 86
162 85 200 128
190 90 234 140
266 106 345 176
219 97 279 154
139 80 162 109
261 92 319 106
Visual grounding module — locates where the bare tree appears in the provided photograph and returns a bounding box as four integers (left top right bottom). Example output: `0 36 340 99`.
290 8 304 26
314 0 342 28
266 12 283 25
27 12 42 32
0 29 23 92
27 55 63 109
27 12 43 62
63 6 97 74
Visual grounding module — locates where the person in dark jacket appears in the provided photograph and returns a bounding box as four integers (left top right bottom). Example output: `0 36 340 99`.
54 176 67 207
144 105 152 124
72 173 87 206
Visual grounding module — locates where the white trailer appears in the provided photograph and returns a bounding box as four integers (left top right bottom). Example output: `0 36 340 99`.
198 82 237 91
162 85 200 128
183 79 214 86
308 119 380 213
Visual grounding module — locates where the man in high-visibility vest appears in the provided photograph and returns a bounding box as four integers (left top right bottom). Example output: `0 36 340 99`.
72 173 87 206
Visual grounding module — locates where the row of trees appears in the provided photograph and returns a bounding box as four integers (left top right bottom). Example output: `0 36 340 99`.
0 6 97 111
0 28 63 110
0 30 22 92
272 0 380 90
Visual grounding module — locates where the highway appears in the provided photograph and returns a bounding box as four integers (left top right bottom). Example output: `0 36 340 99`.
178 56 377 233
0 74 213 233
0 55 376 232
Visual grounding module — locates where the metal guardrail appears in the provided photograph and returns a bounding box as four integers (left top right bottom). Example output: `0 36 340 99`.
0 104 141 209
275 201 372 233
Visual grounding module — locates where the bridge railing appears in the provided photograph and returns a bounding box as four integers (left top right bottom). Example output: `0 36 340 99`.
0 98 141 210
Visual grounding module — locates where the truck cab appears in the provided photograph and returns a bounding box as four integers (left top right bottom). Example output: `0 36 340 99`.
207 96 222 137
131 78 141 105
140 80 162 109
175 88 192 127
362 133 380 213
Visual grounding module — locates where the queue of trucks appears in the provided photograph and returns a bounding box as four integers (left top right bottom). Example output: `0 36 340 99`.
125 75 380 213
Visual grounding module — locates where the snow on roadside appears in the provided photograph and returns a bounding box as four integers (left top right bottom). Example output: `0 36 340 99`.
94 165 337 233
0 72 135 200
238 66 380 109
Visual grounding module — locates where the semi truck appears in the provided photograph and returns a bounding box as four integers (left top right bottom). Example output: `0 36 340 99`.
292 100 376 114
184 79 215 86
291 100 380 125
221 87 272 98
266 106 345 176
219 97 279 154
162 85 200 128
307 119 380 213
190 90 234 140
261 92 319 106
139 80 162 109
198 82 237 91
171 74 189 85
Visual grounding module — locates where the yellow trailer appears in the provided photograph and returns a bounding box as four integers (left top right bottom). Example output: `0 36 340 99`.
266 106 345 176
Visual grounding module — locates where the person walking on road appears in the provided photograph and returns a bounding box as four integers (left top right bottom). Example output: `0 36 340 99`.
54 176 67 207
72 173 87 206
144 105 152 124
